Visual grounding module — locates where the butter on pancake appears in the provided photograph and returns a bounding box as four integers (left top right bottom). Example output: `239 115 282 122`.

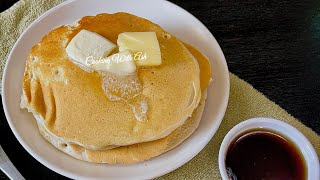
36 43 212 164
21 13 201 149
65 29 116 68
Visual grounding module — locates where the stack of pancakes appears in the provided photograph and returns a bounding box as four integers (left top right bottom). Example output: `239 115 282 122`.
20 13 211 164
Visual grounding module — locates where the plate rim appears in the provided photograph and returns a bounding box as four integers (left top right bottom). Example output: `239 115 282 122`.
1 0 230 179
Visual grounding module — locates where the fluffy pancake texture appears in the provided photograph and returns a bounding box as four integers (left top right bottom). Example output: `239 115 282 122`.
38 90 207 164
21 13 201 149
36 43 211 164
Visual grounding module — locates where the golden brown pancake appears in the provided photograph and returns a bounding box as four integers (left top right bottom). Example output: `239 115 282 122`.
36 43 211 164
21 13 201 149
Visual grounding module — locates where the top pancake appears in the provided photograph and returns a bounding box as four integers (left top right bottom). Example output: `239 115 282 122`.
36 42 211 164
22 13 201 149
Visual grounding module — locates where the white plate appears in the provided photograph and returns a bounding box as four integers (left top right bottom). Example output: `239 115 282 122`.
2 0 229 179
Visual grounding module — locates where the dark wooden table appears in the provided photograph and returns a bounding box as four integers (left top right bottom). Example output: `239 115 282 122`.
1 0 319 179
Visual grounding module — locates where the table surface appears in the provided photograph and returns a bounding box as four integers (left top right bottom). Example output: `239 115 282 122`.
1 0 320 179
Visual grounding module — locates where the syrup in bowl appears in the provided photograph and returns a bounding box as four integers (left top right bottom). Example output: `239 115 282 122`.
226 129 307 180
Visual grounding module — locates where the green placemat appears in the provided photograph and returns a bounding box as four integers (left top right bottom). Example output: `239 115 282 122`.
1 0 319 179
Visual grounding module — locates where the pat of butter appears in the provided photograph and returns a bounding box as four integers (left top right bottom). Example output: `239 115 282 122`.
117 32 161 66
65 30 116 66
91 50 136 75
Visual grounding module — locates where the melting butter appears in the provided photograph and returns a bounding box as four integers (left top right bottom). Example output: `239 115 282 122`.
101 72 148 122
65 30 115 67
117 32 162 66
91 50 136 75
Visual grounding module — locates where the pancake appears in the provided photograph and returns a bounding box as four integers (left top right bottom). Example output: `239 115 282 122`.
37 43 212 164
21 13 201 149
38 90 207 164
